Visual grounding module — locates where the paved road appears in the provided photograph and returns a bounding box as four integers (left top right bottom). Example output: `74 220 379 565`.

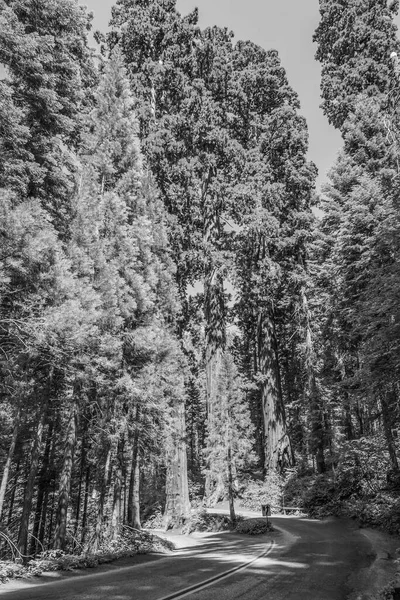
0 517 374 600
187 517 374 600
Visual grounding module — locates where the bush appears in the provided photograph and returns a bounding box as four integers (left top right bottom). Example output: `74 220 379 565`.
302 474 338 517
0 562 27 584
283 472 314 509
235 518 273 535
182 510 234 534
142 509 164 530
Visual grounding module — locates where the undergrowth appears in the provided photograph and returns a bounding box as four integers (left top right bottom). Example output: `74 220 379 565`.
0 530 174 584
235 518 273 535
182 510 272 536
182 510 234 534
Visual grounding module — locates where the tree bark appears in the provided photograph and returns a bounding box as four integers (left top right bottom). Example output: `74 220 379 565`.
7 458 20 527
381 389 399 473
91 445 112 552
53 399 78 550
203 196 226 501
226 406 236 525
257 308 293 473
80 465 91 546
30 419 54 555
0 418 19 521
17 415 45 558
74 413 90 540
164 399 190 530
302 289 326 473
127 407 141 530
110 438 124 540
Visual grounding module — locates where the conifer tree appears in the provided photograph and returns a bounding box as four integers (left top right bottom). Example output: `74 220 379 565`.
231 42 316 472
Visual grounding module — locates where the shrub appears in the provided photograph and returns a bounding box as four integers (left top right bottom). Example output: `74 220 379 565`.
142 509 164 530
283 473 314 509
235 518 273 535
302 474 339 518
182 510 234 534
0 562 27 584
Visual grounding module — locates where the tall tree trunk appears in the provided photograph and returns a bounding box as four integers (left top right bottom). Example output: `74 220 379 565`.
309 378 326 474
47 478 56 548
226 400 236 525
53 399 78 550
7 458 20 527
74 415 90 539
127 407 141 530
91 445 112 552
258 308 293 473
17 414 45 558
343 392 354 441
80 465 91 546
302 289 326 473
30 419 54 555
203 184 226 502
381 389 399 473
0 418 19 521
110 438 124 540
164 398 190 530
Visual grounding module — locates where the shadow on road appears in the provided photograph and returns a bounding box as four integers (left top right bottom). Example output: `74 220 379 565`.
0 518 374 600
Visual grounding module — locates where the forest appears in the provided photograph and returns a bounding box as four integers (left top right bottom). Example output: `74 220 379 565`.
1 0 400 566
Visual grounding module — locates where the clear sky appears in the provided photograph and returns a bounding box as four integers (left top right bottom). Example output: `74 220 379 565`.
81 0 400 191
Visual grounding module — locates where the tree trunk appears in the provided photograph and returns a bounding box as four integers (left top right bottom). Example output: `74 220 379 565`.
7 458 20 527
164 398 190 530
381 389 399 473
74 415 90 539
226 410 236 525
257 308 293 473
30 419 54 555
53 400 78 550
309 377 326 474
201 169 226 503
80 465 90 546
17 415 45 558
302 289 326 473
110 438 124 540
91 445 112 552
128 408 141 530
0 418 19 521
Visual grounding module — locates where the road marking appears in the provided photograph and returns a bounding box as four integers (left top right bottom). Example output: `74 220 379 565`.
155 539 275 600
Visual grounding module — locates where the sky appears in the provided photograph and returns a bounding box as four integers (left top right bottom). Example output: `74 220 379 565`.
80 1 400 190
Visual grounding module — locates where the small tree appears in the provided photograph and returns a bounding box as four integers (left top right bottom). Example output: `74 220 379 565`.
204 346 254 521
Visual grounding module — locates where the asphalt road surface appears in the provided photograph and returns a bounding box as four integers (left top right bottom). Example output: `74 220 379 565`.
0 517 374 600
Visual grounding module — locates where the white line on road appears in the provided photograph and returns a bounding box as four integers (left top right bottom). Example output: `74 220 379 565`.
155 540 275 600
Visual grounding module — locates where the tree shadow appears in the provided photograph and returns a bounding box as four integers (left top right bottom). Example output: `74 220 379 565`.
0 518 373 600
